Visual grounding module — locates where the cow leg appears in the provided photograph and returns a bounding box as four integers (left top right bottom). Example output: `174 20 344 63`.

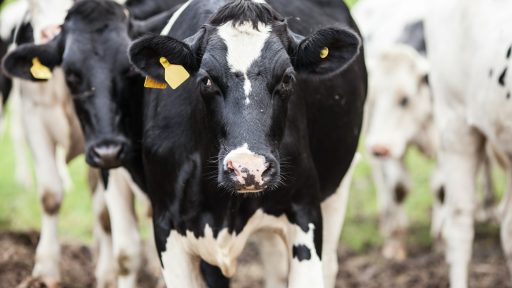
500 163 512 278
10 88 32 189
285 208 324 288
371 158 410 261
104 168 142 288
90 169 116 288
24 114 63 281
253 230 287 288
438 121 482 288
321 154 358 288
160 230 205 288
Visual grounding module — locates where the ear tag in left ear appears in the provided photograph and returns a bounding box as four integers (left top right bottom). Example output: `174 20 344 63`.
144 76 168 89
30 57 53 80
320 47 329 59
159 57 190 89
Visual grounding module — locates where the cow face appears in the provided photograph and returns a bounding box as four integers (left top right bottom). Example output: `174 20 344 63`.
2 0 140 169
129 0 361 193
366 45 431 159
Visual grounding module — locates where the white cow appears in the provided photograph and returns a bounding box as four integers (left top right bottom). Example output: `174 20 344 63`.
425 0 512 287
364 45 441 260
3 0 146 287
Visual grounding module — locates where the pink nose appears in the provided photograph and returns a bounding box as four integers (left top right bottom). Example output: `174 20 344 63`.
371 145 390 158
224 148 271 192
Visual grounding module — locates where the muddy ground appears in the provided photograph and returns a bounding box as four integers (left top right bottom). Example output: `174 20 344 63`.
0 228 510 288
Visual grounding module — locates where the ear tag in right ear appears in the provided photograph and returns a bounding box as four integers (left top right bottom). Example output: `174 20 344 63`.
320 47 329 59
144 76 168 89
30 57 53 80
159 57 190 89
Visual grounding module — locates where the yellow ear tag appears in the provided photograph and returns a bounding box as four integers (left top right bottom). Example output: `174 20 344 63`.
320 47 329 59
159 57 190 89
144 76 168 89
30 57 53 80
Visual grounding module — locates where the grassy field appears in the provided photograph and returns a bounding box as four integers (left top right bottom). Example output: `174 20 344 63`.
0 0 506 253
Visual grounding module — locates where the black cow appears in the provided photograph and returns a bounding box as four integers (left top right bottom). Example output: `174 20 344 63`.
3 0 367 286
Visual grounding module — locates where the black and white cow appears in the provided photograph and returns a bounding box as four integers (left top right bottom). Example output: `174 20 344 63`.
130 0 366 286
1 0 186 287
4 0 366 286
425 0 512 287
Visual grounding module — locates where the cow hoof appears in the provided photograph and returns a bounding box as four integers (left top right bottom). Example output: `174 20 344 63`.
382 242 407 261
17 276 61 288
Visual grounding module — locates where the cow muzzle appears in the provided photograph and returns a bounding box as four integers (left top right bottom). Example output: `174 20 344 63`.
87 139 128 169
222 145 278 193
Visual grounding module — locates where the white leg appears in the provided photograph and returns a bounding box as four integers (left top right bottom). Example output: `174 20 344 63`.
286 223 324 288
104 168 142 288
254 230 288 288
430 165 446 241
438 125 482 288
27 126 62 280
91 169 116 288
321 154 358 288
371 157 410 261
10 87 32 189
161 230 205 288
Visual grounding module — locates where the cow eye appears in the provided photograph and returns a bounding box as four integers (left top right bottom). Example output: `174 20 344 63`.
281 70 295 88
399 96 409 107
199 75 219 97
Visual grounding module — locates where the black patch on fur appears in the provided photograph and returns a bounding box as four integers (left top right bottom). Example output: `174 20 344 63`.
437 186 445 204
209 0 284 28
507 45 512 59
489 69 494 78
394 183 408 204
499 67 508 87
292 245 311 261
101 169 110 189
507 92 511 100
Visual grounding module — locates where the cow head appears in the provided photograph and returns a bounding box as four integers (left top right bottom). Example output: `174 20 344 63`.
129 0 361 193
366 45 431 159
2 0 159 169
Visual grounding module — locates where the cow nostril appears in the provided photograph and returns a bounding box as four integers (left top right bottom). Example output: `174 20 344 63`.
261 162 274 178
227 160 241 177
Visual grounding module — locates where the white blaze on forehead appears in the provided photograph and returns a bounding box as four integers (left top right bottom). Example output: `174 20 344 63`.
218 21 271 105
161 0 193 36
223 143 268 187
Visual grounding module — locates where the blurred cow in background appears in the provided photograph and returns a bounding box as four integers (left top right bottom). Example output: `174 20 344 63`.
426 0 512 286
354 0 498 261
353 0 439 261
1 0 181 287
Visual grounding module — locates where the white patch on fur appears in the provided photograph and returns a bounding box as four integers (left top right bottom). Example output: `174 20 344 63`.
161 0 193 36
161 210 289 282
218 21 271 105
0 0 28 40
223 143 268 188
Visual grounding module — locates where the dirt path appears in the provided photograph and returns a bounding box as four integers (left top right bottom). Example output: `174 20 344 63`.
0 229 510 288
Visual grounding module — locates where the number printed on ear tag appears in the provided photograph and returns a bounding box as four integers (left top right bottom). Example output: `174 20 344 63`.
159 57 190 89
144 76 168 89
320 47 329 59
30 57 52 80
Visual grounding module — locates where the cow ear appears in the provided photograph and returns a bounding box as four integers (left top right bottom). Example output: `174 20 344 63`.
129 32 202 84
2 36 63 82
292 27 361 77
